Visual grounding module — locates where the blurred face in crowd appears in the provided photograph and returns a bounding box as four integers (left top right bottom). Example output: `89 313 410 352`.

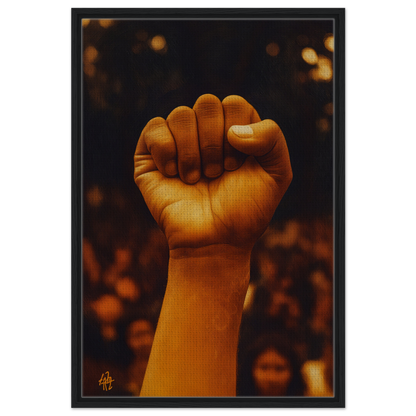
115 247 132 271
252 348 293 396
126 319 154 357
259 255 278 283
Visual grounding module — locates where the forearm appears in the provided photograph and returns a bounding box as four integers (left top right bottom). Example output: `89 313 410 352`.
140 244 251 397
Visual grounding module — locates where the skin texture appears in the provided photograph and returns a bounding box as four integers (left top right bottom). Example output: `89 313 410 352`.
134 94 293 397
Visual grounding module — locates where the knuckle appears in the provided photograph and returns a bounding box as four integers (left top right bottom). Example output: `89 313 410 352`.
222 95 246 104
148 139 175 156
145 131 168 148
144 117 167 140
222 95 252 119
288 170 294 183
283 170 293 190
179 152 199 165
146 116 166 129
222 95 247 109
194 94 222 117
264 118 279 130
195 93 220 103
167 106 196 128
200 144 222 152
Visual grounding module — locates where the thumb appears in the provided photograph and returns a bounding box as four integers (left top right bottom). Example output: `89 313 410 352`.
227 119 293 187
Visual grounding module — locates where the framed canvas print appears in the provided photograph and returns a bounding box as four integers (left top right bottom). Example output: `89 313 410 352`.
72 8 345 407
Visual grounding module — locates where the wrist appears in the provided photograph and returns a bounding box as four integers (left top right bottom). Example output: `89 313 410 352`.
165 244 251 345
169 243 252 259
168 243 251 295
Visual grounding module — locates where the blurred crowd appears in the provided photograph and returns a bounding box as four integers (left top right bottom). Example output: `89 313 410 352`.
82 184 334 397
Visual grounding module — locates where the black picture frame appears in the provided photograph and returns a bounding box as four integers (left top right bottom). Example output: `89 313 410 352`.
72 8 345 408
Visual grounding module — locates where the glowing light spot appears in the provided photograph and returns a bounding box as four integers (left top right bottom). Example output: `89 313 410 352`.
115 277 140 302
82 19 90 27
150 35 167 52
302 47 318 65
317 55 333 81
317 118 331 133
99 19 114 28
310 56 333 82
324 103 333 116
86 186 103 207
92 295 123 323
324 34 334 52
84 46 98 64
84 46 98 77
266 42 280 57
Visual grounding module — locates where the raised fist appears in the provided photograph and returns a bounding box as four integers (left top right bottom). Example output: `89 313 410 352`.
134 94 292 252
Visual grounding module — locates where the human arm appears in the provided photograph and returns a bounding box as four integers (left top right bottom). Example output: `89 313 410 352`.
134 94 292 396
139 245 250 396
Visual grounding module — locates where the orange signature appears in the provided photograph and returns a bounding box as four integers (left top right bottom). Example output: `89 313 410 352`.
98 371 115 391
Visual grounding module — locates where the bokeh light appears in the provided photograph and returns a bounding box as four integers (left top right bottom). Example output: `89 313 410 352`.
115 277 140 302
99 19 114 29
92 294 123 323
266 42 280 57
317 118 331 133
82 19 90 28
324 103 333 116
86 186 103 207
301 47 318 65
150 35 167 53
83 46 99 77
309 56 333 82
324 34 334 52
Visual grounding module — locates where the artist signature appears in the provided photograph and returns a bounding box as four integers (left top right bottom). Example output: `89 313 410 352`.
98 371 115 391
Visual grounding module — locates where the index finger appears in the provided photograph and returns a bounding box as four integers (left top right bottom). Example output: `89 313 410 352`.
222 95 255 171
134 117 178 181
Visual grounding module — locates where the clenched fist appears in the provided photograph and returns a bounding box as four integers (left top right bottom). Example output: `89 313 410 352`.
134 94 292 252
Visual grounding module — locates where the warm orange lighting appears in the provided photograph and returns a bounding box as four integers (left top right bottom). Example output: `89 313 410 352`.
99 19 114 28
302 47 318 65
317 55 333 81
324 34 334 52
150 35 167 52
86 186 103 206
82 19 90 27
84 46 98 64
266 42 280 57
83 238 101 284
310 56 333 82
115 248 132 269
84 63 96 77
324 103 333 116
115 277 140 302
83 46 99 77
317 118 331 133
92 295 123 323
